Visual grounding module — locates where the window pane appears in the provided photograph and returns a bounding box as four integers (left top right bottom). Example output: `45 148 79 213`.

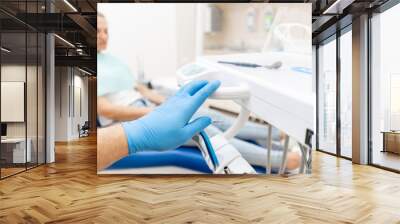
371 3 400 171
1 31 27 177
38 33 45 165
0 0 46 179
340 30 352 158
27 31 38 169
318 38 337 154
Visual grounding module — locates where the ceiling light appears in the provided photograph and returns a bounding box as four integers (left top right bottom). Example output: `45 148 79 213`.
78 67 92 76
63 0 78 12
76 48 84 55
1 47 11 53
323 0 355 15
54 34 75 48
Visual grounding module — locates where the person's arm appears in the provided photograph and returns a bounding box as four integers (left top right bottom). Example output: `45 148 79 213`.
97 80 220 171
97 124 128 170
97 96 152 121
135 83 166 105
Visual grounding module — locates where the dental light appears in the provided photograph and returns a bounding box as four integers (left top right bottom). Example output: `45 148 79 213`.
177 62 256 174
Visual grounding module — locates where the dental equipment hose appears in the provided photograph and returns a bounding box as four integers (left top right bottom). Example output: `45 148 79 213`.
198 131 244 174
199 130 219 168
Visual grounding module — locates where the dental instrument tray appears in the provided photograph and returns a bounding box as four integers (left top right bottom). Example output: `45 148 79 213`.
199 52 315 147
177 52 314 174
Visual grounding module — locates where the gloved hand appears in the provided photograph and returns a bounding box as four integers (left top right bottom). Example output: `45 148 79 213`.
122 80 221 154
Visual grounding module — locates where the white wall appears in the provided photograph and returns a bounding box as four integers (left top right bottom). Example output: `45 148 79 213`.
98 3 198 81
176 4 197 68
98 3 310 81
72 74 89 138
99 4 177 80
54 67 89 141
55 67 69 141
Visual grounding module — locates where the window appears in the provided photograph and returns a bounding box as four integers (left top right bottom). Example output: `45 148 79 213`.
318 37 337 154
0 1 46 179
339 29 352 158
370 3 400 171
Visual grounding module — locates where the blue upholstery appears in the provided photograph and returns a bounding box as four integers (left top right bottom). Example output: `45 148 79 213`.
107 146 267 174
107 146 213 173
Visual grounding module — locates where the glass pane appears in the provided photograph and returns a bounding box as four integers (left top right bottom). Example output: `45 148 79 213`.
26 0 39 170
27 31 38 169
0 1 27 32
340 30 352 158
318 38 337 154
371 4 400 171
38 33 45 165
1 31 27 177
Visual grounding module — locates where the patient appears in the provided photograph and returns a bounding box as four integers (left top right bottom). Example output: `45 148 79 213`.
97 13 162 126
97 13 300 172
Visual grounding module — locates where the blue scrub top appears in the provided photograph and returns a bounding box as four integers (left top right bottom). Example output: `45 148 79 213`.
97 52 135 97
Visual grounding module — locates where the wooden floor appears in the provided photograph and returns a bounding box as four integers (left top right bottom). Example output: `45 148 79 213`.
1 167 26 178
1 163 44 178
1 135 400 223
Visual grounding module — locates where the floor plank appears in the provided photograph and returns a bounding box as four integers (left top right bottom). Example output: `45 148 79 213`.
1 135 400 223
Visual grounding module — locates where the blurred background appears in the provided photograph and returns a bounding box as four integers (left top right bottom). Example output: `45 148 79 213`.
98 3 311 81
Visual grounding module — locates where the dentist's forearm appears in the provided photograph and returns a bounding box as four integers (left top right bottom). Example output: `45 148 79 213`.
97 124 129 170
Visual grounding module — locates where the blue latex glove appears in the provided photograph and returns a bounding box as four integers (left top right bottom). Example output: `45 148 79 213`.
122 80 221 154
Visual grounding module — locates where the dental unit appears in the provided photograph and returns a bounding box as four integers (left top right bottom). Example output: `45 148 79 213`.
177 52 315 174
102 52 314 175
